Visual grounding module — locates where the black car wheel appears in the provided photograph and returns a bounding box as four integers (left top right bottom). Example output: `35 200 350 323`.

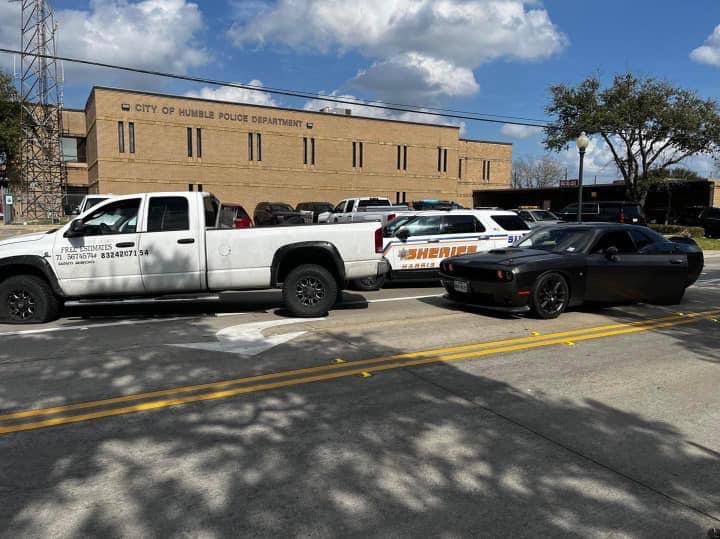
282 264 337 317
351 274 386 291
530 273 569 319
0 275 61 324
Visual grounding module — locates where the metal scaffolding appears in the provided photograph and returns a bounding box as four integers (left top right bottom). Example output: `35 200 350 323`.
14 0 65 221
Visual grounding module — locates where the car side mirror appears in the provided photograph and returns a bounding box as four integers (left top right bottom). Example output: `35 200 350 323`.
65 219 85 238
605 246 619 261
395 227 410 241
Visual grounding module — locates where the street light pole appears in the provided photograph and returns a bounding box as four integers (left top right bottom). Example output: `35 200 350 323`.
576 132 590 222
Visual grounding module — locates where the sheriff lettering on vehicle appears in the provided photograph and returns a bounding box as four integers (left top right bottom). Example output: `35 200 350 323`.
382 209 531 279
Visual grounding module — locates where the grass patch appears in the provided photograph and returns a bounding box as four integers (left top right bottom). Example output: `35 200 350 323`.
694 237 720 251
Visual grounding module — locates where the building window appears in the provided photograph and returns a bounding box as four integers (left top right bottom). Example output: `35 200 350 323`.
118 122 125 153
197 128 202 158
443 149 448 173
352 141 364 168
128 122 135 154
437 148 448 172
458 158 462 179
482 160 492 182
61 137 87 163
311 137 316 165
303 137 308 165
396 145 401 170
403 145 407 170
188 184 194 192
437 147 442 172
256 133 262 162
248 133 253 161
186 127 193 157
303 137 316 165
198 183 203 192
487 160 491 181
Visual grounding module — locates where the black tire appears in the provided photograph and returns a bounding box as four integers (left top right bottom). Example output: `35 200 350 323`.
530 272 569 319
350 273 387 291
282 264 338 317
0 275 61 324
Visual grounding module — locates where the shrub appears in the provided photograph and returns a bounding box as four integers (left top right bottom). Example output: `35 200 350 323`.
649 224 705 238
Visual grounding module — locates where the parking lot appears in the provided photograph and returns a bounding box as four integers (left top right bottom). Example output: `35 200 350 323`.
0 254 718 537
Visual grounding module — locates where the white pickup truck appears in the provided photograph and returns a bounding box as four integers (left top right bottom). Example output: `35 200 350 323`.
321 197 410 225
0 192 388 323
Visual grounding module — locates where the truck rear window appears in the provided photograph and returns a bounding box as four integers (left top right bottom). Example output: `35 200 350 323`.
358 199 390 208
491 215 530 231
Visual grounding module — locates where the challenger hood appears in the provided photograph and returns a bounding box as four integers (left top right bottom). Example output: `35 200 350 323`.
0 231 54 248
448 248 564 267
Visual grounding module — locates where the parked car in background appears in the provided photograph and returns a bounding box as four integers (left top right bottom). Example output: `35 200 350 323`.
326 197 409 226
512 208 563 228
296 201 334 223
557 201 646 224
219 203 253 228
700 207 720 237
440 224 703 319
411 199 465 211
74 194 112 215
254 202 310 227
677 205 707 227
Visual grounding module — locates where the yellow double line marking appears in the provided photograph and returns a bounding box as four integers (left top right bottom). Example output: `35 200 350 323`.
1 309 718 435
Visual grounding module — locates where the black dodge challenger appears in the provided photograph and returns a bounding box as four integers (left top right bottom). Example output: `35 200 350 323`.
439 224 704 319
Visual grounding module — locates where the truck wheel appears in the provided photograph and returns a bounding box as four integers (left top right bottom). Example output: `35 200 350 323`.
351 273 386 291
283 264 338 317
0 275 61 324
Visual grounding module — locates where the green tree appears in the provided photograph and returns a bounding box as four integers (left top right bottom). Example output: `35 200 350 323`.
544 73 720 204
0 70 21 182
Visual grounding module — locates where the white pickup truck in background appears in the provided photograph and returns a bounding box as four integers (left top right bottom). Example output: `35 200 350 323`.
320 197 410 225
0 192 387 323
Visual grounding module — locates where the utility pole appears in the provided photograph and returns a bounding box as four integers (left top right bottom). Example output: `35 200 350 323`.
12 0 65 221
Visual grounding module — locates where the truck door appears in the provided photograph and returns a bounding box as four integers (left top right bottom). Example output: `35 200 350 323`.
52 197 144 296
138 194 203 292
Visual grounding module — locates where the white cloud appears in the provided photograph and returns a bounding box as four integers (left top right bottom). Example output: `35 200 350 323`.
184 81 277 106
353 53 479 102
691 25 720 66
500 123 542 139
1 1 209 81
228 0 566 102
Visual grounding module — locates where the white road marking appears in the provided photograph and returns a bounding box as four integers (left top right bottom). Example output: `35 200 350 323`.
170 318 325 356
0 316 196 337
345 293 444 305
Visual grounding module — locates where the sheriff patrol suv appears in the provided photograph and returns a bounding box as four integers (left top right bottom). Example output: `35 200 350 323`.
0 192 387 323
352 209 529 290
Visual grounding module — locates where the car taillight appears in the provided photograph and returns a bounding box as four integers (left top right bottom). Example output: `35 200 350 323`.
375 227 383 254
234 217 252 228
387 213 396 222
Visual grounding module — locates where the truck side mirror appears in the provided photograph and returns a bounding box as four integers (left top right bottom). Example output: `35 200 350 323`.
65 219 86 238
395 228 410 241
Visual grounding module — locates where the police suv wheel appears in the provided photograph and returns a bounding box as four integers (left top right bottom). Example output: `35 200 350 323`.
283 264 337 317
351 274 386 291
0 275 61 324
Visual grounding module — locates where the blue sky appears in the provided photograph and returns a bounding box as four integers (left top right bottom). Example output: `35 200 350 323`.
2 0 720 180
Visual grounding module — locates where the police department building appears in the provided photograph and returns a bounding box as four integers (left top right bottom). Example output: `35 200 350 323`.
61 87 512 211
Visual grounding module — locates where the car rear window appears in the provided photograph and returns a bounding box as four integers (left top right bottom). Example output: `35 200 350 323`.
491 215 530 231
270 204 294 212
358 199 390 208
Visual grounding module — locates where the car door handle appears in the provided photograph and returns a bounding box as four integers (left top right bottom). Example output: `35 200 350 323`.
116 242 134 248
669 258 684 264
427 239 439 243
177 238 195 245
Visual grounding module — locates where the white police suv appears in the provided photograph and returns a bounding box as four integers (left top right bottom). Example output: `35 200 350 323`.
351 209 530 290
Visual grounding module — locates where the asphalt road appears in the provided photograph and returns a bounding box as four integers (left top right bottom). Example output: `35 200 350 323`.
1 256 719 538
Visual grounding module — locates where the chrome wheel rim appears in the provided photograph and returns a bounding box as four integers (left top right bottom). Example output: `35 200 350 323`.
296 277 325 306
7 289 36 321
538 276 567 315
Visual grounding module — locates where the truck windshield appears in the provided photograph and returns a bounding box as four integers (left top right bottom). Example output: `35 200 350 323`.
532 210 559 221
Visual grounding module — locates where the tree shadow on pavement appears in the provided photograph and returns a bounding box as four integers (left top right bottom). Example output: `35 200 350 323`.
1 324 718 538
